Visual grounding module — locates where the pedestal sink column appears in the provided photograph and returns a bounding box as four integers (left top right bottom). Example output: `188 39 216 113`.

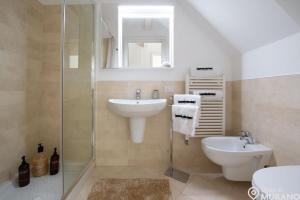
129 118 146 143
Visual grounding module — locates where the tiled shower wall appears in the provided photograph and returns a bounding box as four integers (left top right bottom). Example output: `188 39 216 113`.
231 75 300 165
0 1 61 182
0 0 44 182
39 5 61 156
95 81 233 172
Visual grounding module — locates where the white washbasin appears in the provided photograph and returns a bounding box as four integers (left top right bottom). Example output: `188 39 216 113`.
202 137 272 181
108 99 167 143
108 99 167 118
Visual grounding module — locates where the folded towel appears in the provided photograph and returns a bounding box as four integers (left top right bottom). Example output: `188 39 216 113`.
190 66 223 77
172 104 200 136
173 94 201 106
193 90 223 100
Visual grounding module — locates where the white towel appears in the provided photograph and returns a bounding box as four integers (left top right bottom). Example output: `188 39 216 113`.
173 94 201 106
190 66 224 77
172 104 199 137
193 90 223 101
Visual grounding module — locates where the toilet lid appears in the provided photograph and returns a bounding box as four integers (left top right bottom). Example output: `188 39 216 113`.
252 166 300 194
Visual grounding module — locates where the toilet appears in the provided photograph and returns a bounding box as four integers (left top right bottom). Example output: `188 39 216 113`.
252 166 300 199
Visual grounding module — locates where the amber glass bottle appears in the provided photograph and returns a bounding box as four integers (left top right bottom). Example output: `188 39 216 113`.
50 148 59 175
18 156 30 187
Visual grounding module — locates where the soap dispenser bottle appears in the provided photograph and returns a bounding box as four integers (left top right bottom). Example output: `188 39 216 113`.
32 144 48 177
50 148 59 175
18 156 30 187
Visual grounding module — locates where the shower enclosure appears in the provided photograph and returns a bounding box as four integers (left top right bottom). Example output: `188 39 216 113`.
0 0 95 199
62 0 95 195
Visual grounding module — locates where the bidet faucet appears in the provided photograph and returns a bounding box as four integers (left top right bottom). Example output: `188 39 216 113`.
136 89 141 100
240 131 255 147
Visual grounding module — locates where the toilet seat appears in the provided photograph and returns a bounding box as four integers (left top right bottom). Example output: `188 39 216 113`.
252 165 300 194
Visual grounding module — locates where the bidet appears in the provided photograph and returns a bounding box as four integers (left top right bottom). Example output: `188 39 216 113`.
202 136 272 181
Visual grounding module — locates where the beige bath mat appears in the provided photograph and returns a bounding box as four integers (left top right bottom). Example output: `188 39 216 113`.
88 178 171 200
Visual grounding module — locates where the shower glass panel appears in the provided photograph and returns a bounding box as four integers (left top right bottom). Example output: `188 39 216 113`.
63 1 94 194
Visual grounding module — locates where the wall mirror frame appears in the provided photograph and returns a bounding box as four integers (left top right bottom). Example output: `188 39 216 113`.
117 6 174 69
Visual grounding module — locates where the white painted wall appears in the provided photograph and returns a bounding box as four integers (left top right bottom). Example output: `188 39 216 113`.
236 32 300 80
188 0 300 52
96 1 238 81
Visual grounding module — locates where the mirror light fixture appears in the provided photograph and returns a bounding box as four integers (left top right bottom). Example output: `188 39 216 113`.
118 6 174 68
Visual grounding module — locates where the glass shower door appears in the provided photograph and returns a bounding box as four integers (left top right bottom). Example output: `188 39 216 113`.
62 1 94 194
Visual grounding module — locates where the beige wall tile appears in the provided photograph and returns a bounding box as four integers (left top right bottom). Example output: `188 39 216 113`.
95 81 221 172
231 74 300 165
38 5 62 157
0 0 44 181
0 2 61 182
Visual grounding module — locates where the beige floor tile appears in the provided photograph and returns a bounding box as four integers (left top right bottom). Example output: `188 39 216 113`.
74 167 251 200
169 178 187 199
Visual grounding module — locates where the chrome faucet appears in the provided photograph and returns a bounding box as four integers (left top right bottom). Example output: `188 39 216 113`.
240 131 255 147
136 89 141 100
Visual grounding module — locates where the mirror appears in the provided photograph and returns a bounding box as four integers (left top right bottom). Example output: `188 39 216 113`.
122 18 170 68
100 5 174 69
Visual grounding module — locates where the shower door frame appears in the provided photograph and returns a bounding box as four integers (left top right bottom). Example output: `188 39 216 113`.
60 0 96 198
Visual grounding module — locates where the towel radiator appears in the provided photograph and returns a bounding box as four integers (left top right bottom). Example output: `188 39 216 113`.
185 75 225 138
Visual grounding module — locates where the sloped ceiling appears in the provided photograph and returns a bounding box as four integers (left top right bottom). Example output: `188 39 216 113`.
276 0 300 27
187 0 300 52
39 0 300 53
